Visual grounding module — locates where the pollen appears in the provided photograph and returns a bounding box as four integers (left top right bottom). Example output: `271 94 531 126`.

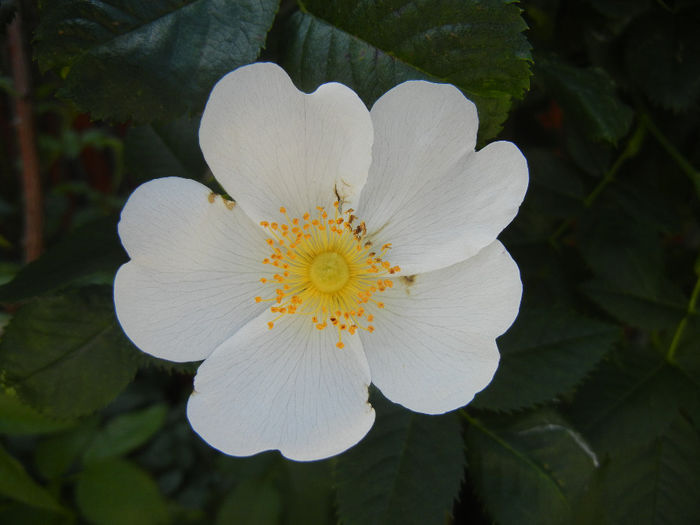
257 202 398 349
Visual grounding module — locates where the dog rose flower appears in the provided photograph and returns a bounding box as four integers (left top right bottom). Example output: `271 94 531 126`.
114 62 528 461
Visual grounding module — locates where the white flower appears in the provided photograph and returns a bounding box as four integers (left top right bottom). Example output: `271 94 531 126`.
114 62 528 461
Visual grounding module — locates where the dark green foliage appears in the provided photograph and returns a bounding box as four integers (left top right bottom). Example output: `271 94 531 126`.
578 205 689 330
83 404 168 464
0 287 140 417
75 459 169 525
335 392 465 525
588 0 651 19
215 478 282 525
0 390 76 435
0 0 16 33
581 279 689 330
473 308 619 411
35 0 280 121
599 416 700 525
0 442 65 513
34 418 101 479
282 0 532 140
569 348 700 455
124 117 207 185
0 216 126 302
465 409 598 525
0 503 71 525
625 7 700 111
281 461 335 525
525 148 585 218
536 57 633 144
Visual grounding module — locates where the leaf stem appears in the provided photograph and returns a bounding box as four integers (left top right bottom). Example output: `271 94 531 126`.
641 113 700 200
549 121 646 247
666 274 700 363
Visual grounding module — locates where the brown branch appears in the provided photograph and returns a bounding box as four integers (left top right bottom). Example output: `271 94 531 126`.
8 7 42 262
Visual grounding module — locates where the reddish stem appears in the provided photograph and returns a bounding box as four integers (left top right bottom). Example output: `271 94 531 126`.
8 8 42 262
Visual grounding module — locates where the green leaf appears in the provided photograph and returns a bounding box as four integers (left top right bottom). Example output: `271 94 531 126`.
472 308 619 411
282 0 532 140
0 442 64 512
599 416 700 525
564 124 613 177
0 503 72 525
577 205 688 330
35 0 280 122
124 116 207 185
0 286 140 418
83 404 167 464
569 348 700 455
507 149 585 243
0 261 18 286
35 418 100 479
536 57 633 144
216 478 282 525
588 0 650 19
75 458 169 525
0 216 126 303
465 409 599 525
137 417 205 475
581 279 690 330
524 148 585 218
282 461 334 525
606 183 679 235
335 391 464 525
0 389 76 435
625 7 700 111
578 206 663 289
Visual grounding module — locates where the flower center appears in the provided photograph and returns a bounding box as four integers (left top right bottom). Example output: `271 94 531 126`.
255 203 400 349
309 251 350 293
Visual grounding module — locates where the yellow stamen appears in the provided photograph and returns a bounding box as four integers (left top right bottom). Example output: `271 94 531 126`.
256 204 396 348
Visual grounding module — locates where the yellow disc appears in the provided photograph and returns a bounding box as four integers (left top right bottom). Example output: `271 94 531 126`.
309 251 350 293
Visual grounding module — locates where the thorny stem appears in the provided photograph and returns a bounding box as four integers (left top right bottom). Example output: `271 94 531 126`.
8 7 43 262
549 121 647 247
666 274 700 363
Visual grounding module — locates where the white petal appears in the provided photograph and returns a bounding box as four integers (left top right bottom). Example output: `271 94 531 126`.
199 62 373 224
356 81 528 275
114 177 269 362
361 241 522 414
187 313 375 461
